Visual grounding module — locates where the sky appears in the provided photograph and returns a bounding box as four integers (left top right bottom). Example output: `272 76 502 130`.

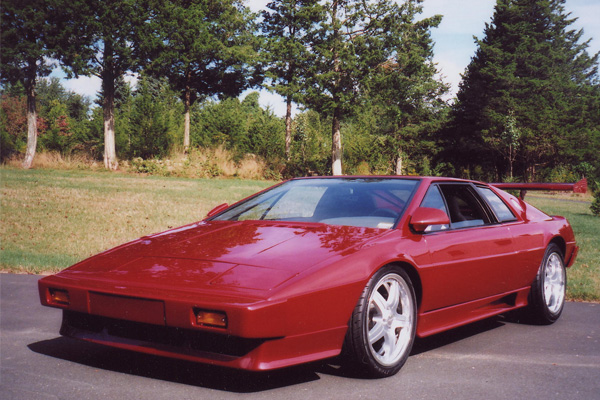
53 0 600 117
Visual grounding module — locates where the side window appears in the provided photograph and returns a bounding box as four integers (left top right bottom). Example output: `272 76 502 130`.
476 186 517 222
420 185 449 232
438 184 490 229
421 185 447 211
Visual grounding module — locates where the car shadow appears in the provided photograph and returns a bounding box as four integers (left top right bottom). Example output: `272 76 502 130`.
411 316 506 355
316 315 509 379
27 337 320 393
28 314 515 387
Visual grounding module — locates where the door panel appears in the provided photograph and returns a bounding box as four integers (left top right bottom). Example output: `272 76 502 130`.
420 225 517 312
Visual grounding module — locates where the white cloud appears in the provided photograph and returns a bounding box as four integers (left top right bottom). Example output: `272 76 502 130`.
246 0 269 12
62 75 102 98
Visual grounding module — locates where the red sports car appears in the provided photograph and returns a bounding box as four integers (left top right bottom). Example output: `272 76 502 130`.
39 176 578 377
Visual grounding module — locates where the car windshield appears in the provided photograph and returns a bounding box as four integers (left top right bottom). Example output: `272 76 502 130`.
211 178 420 229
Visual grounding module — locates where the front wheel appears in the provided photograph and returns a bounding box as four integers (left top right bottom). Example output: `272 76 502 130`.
528 243 566 324
342 266 417 377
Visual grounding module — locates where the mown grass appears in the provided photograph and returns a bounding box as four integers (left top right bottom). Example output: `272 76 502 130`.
526 195 599 302
1 167 598 301
1 167 273 273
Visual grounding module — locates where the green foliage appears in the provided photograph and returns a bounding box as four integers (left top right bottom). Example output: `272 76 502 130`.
141 0 259 101
0 93 27 159
591 183 600 217
300 0 446 173
261 0 323 102
192 92 285 162
0 0 55 87
285 110 330 176
447 0 600 181
50 0 151 168
126 76 179 159
140 0 260 149
38 100 72 152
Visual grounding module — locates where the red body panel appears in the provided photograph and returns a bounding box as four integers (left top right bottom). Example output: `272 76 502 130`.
38 176 578 371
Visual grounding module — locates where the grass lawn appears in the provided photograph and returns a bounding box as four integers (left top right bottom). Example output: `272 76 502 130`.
1 168 273 273
525 195 599 302
1 167 598 301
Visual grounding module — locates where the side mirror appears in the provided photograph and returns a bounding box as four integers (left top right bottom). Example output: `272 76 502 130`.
206 203 229 218
410 207 450 233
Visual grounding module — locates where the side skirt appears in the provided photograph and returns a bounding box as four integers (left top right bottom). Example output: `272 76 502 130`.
416 287 530 338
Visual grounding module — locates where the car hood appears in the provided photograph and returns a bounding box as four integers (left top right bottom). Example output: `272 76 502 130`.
58 220 390 293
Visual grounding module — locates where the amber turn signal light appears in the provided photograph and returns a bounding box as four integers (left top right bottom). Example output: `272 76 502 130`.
49 288 70 305
194 309 227 328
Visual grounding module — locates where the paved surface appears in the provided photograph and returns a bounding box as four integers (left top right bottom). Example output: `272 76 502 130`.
2 273 599 400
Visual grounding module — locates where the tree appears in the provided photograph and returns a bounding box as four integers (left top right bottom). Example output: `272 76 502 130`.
303 0 441 175
1 0 55 168
52 0 148 170
141 0 259 152
363 7 448 175
448 0 599 181
191 92 284 161
127 75 179 159
261 0 323 159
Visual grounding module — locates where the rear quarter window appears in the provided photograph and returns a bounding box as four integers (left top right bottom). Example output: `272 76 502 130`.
476 186 517 222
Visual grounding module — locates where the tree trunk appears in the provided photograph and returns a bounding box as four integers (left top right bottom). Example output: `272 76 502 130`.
395 149 403 175
285 94 292 160
22 79 38 169
102 42 118 170
331 106 342 175
183 70 192 153
330 0 342 176
102 76 118 170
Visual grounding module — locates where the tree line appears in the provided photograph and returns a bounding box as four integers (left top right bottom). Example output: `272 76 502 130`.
1 0 599 184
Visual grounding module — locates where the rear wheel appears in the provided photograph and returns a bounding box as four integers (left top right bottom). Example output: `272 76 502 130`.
528 243 566 324
343 266 416 377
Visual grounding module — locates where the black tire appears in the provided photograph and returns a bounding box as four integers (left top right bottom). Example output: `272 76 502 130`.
342 266 417 378
528 243 566 324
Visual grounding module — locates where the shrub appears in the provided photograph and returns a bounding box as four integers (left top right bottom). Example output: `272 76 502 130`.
591 183 600 217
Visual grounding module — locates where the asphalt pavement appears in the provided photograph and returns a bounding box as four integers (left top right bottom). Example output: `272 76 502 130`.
2 273 599 400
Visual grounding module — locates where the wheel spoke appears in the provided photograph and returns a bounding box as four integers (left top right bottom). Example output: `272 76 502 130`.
372 291 387 314
381 327 397 361
368 318 386 344
387 281 400 311
392 313 410 330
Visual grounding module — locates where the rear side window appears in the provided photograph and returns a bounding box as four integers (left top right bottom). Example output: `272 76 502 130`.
476 186 517 222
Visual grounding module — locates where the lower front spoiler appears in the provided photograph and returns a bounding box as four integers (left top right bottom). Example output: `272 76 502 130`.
60 310 346 371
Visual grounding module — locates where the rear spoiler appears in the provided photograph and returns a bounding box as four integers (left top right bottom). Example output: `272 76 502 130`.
490 178 587 200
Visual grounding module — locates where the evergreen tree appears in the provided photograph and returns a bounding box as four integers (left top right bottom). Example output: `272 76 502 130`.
140 0 259 152
1 0 56 168
448 0 599 181
364 8 448 175
261 0 324 159
127 76 180 159
303 0 441 175
51 0 148 170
